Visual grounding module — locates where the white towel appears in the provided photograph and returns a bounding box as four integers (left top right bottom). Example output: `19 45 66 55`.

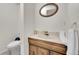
59 31 67 45
67 29 78 55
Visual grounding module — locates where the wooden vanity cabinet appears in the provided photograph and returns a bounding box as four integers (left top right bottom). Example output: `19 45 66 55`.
28 37 67 55
49 51 61 55
29 45 38 55
37 47 49 55
29 45 49 55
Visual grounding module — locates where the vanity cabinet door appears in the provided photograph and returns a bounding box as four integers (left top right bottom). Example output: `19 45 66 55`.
29 38 67 55
49 51 62 55
37 47 49 55
29 45 38 55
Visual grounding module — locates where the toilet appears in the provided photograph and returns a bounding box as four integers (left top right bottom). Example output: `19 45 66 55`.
7 41 21 55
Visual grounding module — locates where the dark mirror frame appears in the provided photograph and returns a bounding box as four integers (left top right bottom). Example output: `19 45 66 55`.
39 3 59 17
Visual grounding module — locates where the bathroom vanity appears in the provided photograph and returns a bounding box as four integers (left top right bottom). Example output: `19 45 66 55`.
28 32 67 55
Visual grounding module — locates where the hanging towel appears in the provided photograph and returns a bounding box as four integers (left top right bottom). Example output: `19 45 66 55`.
67 29 78 55
59 31 67 45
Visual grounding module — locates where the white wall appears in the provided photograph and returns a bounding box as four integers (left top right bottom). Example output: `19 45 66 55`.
68 4 79 25
35 3 69 32
24 3 35 54
0 4 18 53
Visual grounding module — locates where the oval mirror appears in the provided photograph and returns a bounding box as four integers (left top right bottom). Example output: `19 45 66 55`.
39 3 58 17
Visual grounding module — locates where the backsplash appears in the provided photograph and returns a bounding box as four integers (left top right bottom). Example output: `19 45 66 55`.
33 30 60 38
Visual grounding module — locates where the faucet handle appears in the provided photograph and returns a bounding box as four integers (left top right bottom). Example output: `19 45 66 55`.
43 31 49 36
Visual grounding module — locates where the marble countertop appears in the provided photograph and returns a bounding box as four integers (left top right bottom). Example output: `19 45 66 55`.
29 33 66 45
